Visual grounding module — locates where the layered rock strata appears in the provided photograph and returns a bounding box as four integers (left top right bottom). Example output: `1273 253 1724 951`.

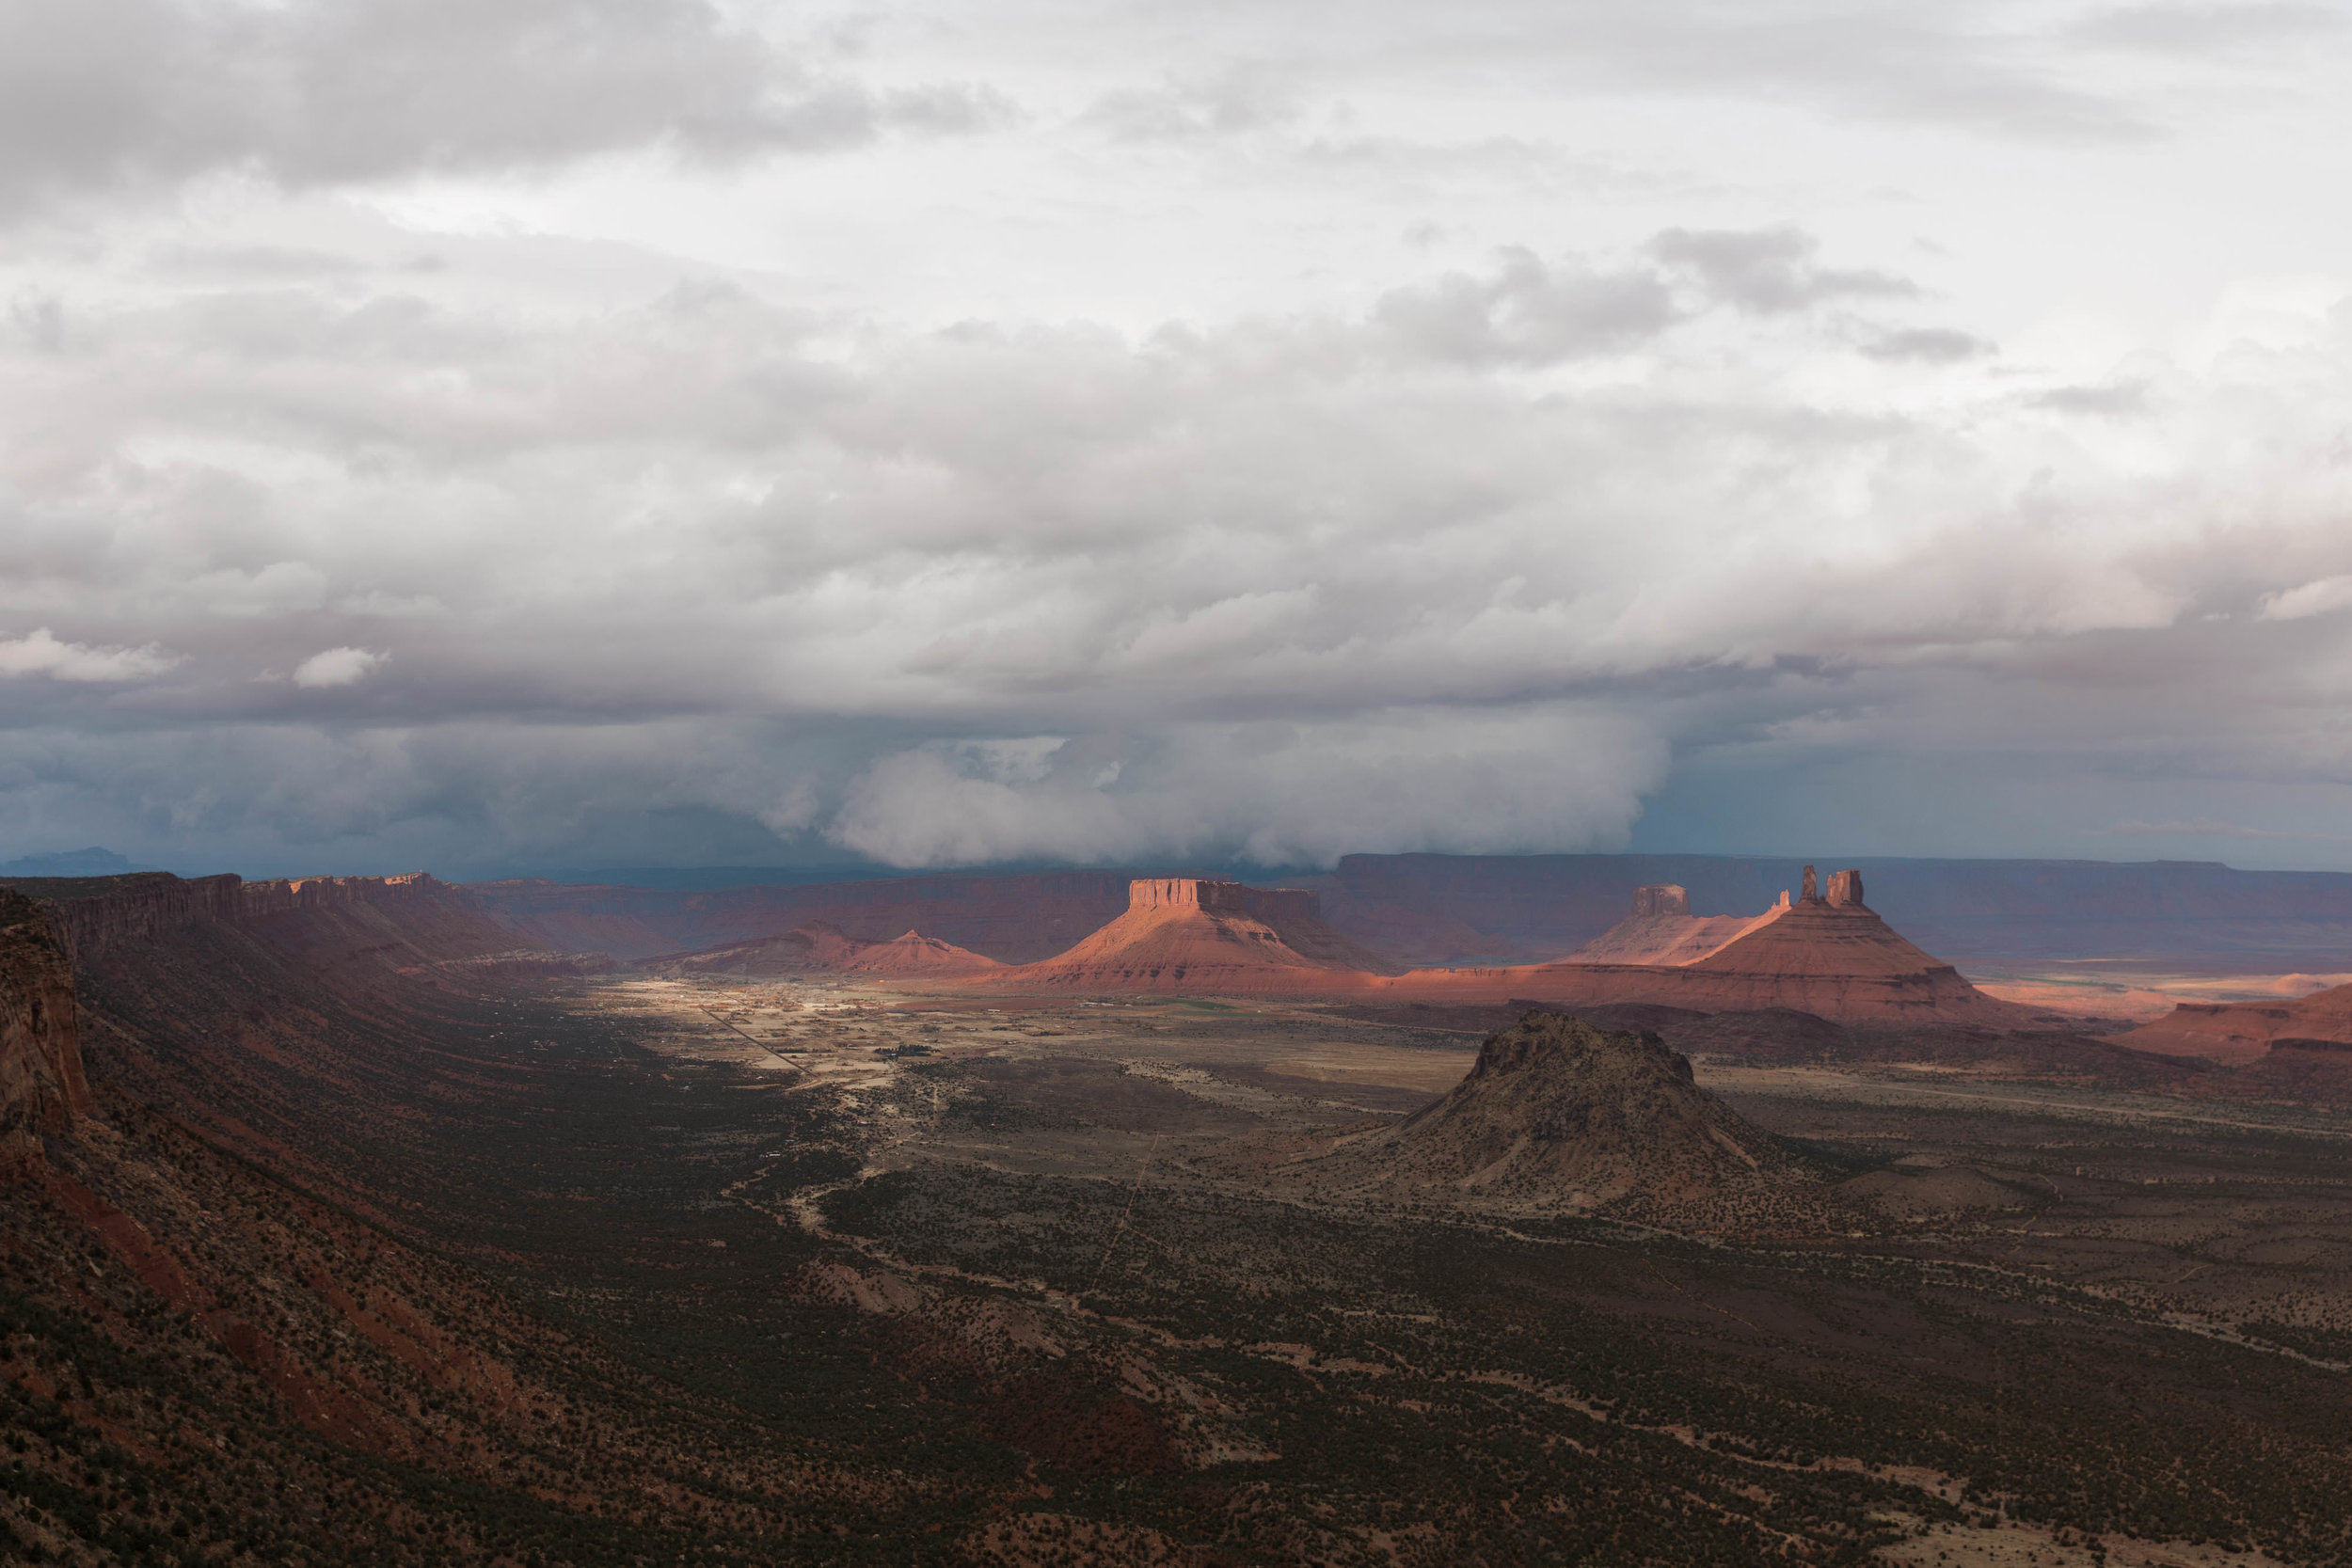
0 871 569 992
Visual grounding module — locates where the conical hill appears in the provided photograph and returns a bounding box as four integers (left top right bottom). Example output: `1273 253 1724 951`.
1309 1011 1829 1222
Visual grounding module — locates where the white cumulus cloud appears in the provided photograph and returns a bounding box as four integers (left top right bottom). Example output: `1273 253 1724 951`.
0 628 182 682
292 647 386 689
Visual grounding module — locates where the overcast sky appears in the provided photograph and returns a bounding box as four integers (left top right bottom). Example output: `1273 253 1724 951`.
6 0 2352 878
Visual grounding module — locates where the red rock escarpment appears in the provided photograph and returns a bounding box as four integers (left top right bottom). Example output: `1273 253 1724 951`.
992 879 1404 992
0 871 571 1000
0 887 89 1156
3 869 519 966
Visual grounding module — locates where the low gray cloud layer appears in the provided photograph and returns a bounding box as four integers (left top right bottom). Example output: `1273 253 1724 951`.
3 0 2351 874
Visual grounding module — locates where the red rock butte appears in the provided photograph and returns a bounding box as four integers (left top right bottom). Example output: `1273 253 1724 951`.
989 878 1404 992
652 923 1002 979
971 866 2060 1025
1376 865 2057 1025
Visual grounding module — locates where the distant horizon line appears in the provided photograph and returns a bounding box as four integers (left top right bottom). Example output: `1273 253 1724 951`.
3 846 2321 892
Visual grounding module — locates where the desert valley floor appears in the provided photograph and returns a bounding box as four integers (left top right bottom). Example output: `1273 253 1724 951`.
6 873 2352 1566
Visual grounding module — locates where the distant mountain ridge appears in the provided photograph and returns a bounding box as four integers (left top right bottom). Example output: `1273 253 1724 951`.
0 847 158 878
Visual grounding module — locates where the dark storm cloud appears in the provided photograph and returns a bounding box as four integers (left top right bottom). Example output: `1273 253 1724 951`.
0 0 1009 214
7 222 2351 872
4 1 2350 873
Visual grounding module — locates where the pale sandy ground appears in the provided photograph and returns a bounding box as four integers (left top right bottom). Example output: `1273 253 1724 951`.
1972 968 2352 1023
1259 1043 1477 1093
1876 1513 2288 1567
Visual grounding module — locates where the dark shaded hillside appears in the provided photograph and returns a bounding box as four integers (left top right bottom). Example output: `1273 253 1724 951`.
0 877 999 1564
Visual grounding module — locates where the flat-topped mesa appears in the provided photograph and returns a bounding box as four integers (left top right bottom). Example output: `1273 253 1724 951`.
993 877 1404 992
1124 878 1319 922
1629 883 1692 918
0 870 554 982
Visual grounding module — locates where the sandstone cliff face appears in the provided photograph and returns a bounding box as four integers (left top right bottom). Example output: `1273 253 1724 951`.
15 871 244 962
0 888 89 1156
3 869 505 965
0 872 563 1006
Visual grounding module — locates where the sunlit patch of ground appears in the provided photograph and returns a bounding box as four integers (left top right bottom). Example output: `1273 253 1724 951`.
1261 1042 1477 1094
1875 1513 2291 1566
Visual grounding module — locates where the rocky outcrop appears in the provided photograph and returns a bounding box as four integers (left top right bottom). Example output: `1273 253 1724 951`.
651 923 1002 979
993 879 1404 993
1301 1011 1822 1218
0 888 89 1164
